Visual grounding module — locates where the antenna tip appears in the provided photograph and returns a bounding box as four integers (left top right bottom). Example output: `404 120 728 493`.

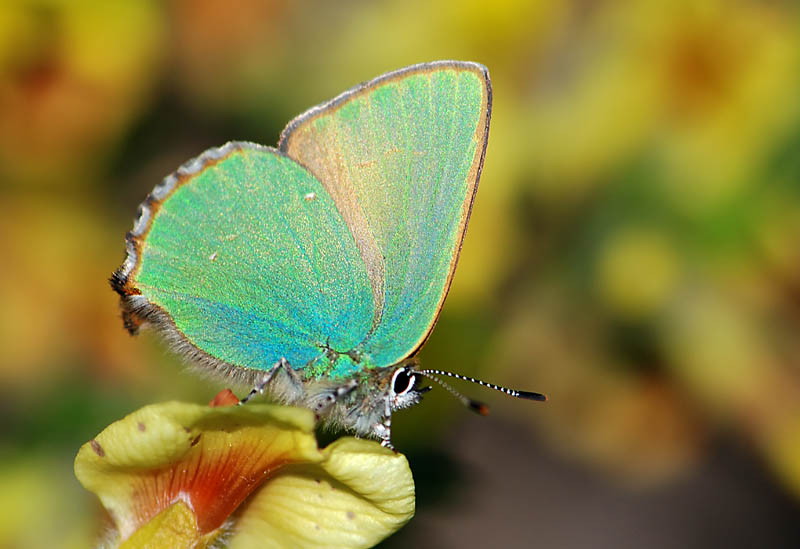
469 401 491 416
518 391 548 402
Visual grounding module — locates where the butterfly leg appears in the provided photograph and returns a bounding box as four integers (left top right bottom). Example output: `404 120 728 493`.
238 357 300 405
377 426 394 450
376 399 395 450
308 380 358 416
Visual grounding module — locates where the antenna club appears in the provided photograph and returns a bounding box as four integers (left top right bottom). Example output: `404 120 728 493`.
517 391 548 402
474 403 491 416
420 369 546 403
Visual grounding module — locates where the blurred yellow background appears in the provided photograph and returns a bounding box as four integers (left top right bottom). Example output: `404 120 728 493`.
1 0 799 547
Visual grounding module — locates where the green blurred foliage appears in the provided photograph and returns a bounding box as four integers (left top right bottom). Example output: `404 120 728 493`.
1 0 799 546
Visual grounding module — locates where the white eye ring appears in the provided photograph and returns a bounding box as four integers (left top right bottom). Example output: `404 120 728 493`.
391 368 416 396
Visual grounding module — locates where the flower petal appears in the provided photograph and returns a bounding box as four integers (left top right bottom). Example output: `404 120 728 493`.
230 438 415 549
119 501 225 549
75 401 320 543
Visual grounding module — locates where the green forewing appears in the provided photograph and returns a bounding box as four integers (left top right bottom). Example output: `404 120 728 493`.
135 147 374 376
127 63 491 380
281 64 490 367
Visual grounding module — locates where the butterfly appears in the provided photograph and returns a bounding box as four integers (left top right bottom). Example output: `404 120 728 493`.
111 60 545 448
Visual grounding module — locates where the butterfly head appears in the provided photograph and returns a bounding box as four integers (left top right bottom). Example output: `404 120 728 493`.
345 362 547 446
313 362 430 447
350 363 549 446
387 365 431 412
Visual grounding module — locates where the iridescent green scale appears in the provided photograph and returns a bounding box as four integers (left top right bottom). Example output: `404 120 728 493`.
112 61 503 443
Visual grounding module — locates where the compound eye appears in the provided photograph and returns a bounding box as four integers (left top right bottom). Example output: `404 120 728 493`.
391 368 416 396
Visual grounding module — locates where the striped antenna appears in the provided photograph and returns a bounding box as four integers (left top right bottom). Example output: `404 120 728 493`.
419 369 547 413
416 370 491 416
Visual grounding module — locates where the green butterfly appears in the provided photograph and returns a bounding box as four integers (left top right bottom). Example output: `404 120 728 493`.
112 61 544 447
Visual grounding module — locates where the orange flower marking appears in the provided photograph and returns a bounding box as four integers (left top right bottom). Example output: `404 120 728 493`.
128 431 292 534
209 388 240 407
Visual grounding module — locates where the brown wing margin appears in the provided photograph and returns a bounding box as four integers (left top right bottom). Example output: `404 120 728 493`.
108 142 293 388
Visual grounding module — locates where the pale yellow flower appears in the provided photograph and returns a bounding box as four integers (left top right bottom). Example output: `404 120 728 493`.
75 395 414 548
